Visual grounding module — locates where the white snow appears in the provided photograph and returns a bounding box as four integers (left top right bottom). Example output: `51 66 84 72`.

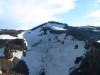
0 23 87 75
93 30 100 32
51 26 67 31
18 31 28 46
23 28 86 75
0 31 25 39
42 22 67 31
0 35 17 39
0 70 2 75
18 32 25 39
44 22 66 28
0 48 5 56
9 51 23 61
97 40 100 43
12 51 23 59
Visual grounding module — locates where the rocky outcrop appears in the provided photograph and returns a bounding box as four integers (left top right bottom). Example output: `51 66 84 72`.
0 57 29 75
0 37 28 74
70 42 100 75
12 57 29 75
0 39 27 50
0 29 24 37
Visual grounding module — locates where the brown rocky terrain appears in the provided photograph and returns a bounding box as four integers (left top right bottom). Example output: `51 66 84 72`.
0 30 28 75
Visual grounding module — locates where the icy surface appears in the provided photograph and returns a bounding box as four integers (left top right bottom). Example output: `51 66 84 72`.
0 23 87 75
0 35 17 39
97 40 100 43
0 31 25 39
93 30 100 32
51 26 67 31
12 51 23 59
18 32 25 38
44 22 66 28
0 48 5 56
23 25 86 75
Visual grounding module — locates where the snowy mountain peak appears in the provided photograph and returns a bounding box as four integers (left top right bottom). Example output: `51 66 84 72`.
43 21 68 31
42 21 68 27
23 22 100 75
23 22 88 75
0 22 100 75
31 21 68 31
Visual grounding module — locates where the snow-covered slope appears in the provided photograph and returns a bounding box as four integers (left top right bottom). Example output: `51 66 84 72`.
22 22 87 75
0 22 99 75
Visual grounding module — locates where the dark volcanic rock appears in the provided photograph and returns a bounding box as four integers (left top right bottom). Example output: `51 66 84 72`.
0 57 29 75
7 39 27 50
74 57 82 64
0 29 24 37
0 39 27 50
12 57 29 75
70 42 100 75
0 57 13 74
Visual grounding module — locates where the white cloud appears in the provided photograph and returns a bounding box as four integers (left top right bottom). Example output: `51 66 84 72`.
93 0 100 7
85 10 100 18
0 0 76 29
84 10 100 27
96 0 100 2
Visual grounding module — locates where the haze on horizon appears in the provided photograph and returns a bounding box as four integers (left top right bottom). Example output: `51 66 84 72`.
0 0 100 30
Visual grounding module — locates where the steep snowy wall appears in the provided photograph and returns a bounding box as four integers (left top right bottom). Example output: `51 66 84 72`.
23 25 86 75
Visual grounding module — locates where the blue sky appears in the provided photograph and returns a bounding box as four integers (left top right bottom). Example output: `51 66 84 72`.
0 0 100 30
